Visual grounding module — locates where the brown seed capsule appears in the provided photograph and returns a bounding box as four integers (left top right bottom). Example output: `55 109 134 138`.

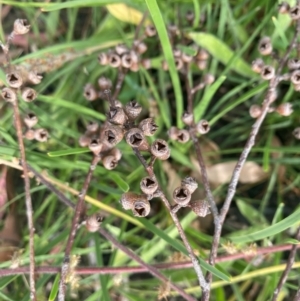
28 71 43 85
85 213 103 232
145 25 156 37
162 60 169 71
21 88 37 102
290 5 300 20
125 128 145 147
86 121 99 133
130 62 139 72
196 49 209 61
120 192 139 210
102 155 118 170
107 107 127 125
251 58 265 73
181 176 198 194
98 53 109 65
24 129 35 140
108 53 121 68
182 112 193 126
140 176 158 195
249 104 262 118
141 58 151 69
139 118 158 136
278 2 290 14
78 134 91 147
150 139 170 160
276 103 293 116
176 129 190 143
104 125 124 146
203 74 215 85
258 37 272 56
6 72 23 88
168 126 179 140
1 87 17 103
168 24 178 35
293 83 300 91
124 100 142 120
24 112 38 128
115 44 128 55
84 84 98 101
196 120 210 134
190 200 211 217
186 10 195 23
132 197 151 217
88 138 102 154
134 40 147 54
121 53 132 68
293 127 300 139
109 148 122 161
175 57 183 70
181 53 193 63
13 19 30 35
98 76 112 91
260 65 275 80
173 186 191 207
173 48 182 58
291 70 300 85
34 128 48 142
287 58 300 70
196 59 207 70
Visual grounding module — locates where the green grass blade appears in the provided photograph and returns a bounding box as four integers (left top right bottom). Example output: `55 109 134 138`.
47 148 89 157
48 274 60 301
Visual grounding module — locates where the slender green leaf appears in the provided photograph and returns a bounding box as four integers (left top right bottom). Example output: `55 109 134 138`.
47 148 89 157
48 274 60 301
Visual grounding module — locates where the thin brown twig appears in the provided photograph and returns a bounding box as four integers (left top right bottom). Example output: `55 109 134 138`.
12 100 37 301
57 154 100 301
271 226 300 301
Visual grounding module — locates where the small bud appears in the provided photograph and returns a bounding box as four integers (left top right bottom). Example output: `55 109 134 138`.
6 72 23 88
251 58 264 73
120 192 139 210
196 120 210 134
186 10 195 23
140 176 158 195
141 58 151 69
176 129 190 143
181 53 193 63
145 25 156 37
258 37 272 56
102 155 118 170
287 58 300 70
104 125 124 146
28 71 43 85
88 138 102 154
34 128 48 142
124 100 142 120
1 87 17 103
293 127 300 139
168 126 179 140
196 49 209 61
85 213 103 232
276 103 293 116
109 148 122 161
115 44 128 55
98 76 112 91
168 24 178 35
24 113 38 128
108 53 121 68
134 40 147 54
107 107 127 125
182 112 193 126
175 57 183 70
173 186 191 207
84 84 98 101
290 5 300 20
125 128 145 148
196 60 207 70
132 197 151 217
249 104 262 118
190 200 211 217
278 2 290 14
98 53 109 65
21 87 37 102
150 139 170 160
181 176 198 194
291 70 300 85
260 65 275 80
13 19 30 35
79 134 91 147
86 121 99 133
24 129 35 140
139 118 158 136
203 74 215 85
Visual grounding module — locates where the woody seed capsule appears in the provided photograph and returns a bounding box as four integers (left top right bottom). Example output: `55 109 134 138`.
173 186 191 207
176 129 190 143
251 58 264 73
258 37 272 56
6 72 23 88
115 44 128 55
278 2 290 14
98 76 112 91
139 118 158 136
182 112 193 126
276 103 293 116
290 5 300 20
125 128 145 148
84 84 98 101
132 197 151 217
145 25 157 37
21 87 37 102
85 213 103 232
24 129 35 140
102 155 118 170
196 120 210 134
287 58 300 70
79 134 91 147
181 53 193 63
173 48 182 58
190 200 211 217
168 126 179 140
150 139 170 160
203 74 215 85
109 148 122 161
186 10 195 22
291 70 300 85
260 65 275 80
13 19 30 35
293 127 300 139
1 87 17 103
140 176 158 195
120 192 139 210
196 49 209 60
86 121 99 133
28 71 43 85
108 53 121 68
181 176 198 194
141 59 151 69
107 107 127 125
104 125 124 146
24 113 38 128
121 53 133 68
98 53 109 65
175 57 183 70
34 128 49 142
130 62 139 72
249 105 262 119
124 100 142 120
88 138 102 155
134 40 147 54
